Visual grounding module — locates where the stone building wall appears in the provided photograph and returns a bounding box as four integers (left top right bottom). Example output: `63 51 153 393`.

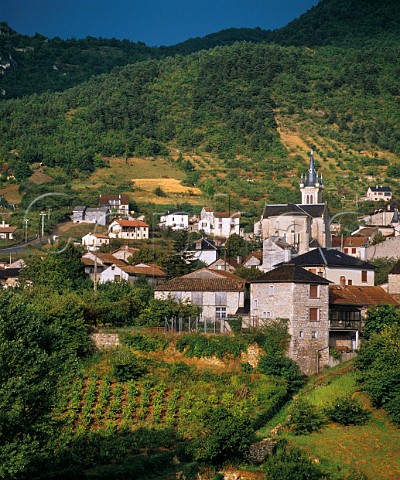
365 236 400 260
250 282 329 375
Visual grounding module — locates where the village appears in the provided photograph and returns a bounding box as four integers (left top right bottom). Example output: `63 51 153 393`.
1 152 399 375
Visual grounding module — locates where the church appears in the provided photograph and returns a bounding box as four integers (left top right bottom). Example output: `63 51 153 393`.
256 152 331 271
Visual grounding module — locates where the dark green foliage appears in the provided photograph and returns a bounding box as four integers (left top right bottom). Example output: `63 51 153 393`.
285 399 326 435
370 258 397 286
23 242 89 292
233 266 263 281
363 304 400 339
111 350 148 382
186 406 253 465
263 440 327 480
136 298 201 326
121 332 170 352
324 394 370 426
176 333 248 359
224 233 249 258
355 325 400 425
154 186 166 197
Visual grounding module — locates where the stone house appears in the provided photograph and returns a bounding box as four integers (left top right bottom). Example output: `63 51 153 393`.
108 219 149 240
250 263 331 375
111 246 140 262
208 257 241 273
331 236 369 259
154 268 248 323
243 250 263 268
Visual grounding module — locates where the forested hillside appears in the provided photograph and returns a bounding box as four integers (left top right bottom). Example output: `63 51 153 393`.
0 40 399 209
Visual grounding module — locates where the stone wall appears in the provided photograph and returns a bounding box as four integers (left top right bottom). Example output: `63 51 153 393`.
91 333 120 349
366 236 400 261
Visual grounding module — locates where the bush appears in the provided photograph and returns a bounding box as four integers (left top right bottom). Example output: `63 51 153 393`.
257 352 305 392
111 350 148 382
263 440 326 480
285 399 326 435
121 332 170 352
324 394 370 426
186 406 253 465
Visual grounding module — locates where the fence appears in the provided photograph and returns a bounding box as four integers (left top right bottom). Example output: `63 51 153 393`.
164 316 232 335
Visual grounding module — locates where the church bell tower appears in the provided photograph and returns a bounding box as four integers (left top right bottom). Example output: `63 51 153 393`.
300 151 323 205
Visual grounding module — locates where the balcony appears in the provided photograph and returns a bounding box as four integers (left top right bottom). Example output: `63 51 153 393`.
329 308 361 330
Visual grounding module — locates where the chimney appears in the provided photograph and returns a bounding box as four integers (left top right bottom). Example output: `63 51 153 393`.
340 276 346 287
284 247 292 263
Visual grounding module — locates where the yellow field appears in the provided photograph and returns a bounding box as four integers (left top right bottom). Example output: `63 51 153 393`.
133 178 201 195
0 184 22 204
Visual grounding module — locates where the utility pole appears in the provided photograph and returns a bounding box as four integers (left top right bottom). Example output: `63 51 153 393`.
40 211 46 237
24 218 29 243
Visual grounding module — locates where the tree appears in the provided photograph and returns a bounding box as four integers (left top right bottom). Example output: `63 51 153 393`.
233 266 262 280
163 230 197 277
0 290 88 478
363 304 400 339
187 406 253 465
370 257 397 285
224 233 249 258
23 242 90 292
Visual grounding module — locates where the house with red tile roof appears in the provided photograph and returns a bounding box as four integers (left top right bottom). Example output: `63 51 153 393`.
108 219 149 240
154 268 248 323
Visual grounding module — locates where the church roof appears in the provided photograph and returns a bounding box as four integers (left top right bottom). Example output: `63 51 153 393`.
262 203 327 219
251 263 330 284
304 151 318 187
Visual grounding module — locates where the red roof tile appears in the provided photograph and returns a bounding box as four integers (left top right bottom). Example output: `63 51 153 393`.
329 285 399 306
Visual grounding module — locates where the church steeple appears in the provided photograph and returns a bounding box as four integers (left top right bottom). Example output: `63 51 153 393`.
300 151 323 204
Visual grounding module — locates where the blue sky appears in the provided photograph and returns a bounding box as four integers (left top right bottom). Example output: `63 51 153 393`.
2 0 319 46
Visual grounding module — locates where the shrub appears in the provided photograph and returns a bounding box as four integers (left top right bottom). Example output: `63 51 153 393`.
111 350 148 382
186 406 253 465
121 332 170 352
257 352 305 392
263 440 327 480
324 394 370 426
285 399 326 435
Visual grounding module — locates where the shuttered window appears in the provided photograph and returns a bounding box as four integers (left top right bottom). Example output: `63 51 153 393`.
309 308 319 321
309 285 319 299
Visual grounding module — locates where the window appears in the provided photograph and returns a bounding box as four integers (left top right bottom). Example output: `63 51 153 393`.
299 331 304 338
311 331 317 339
362 270 368 282
352 248 356 254
253 299 258 310
191 292 203 305
114 275 121 282
215 292 227 306
348 279 353 285
309 307 319 321
262 311 272 318
344 248 348 253
309 285 319 299
172 292 182 301
269 285 274 296
215 307 226 319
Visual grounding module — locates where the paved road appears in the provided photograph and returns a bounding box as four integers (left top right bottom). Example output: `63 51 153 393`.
0 236 48 254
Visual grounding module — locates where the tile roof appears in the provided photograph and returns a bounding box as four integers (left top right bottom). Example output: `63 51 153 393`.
331 237 368 248
369 186 391 192
99 194 129 205
182 268 245 281
251 263 331 284
114 219 149 228
154 277 245 292
0 226 17 233
213 211 241 218
244 250 263 262
329 285 398 306
286 247 375 269
122 264 166 277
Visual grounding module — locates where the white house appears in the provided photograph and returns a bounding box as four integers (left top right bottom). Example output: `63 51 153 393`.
199 207 241 238
154 268 247 323
366 186 392 202
108 219 149 240
111 245 140 262
159 211 189 230
82 233 110 251
285 247 375 286
188 237 219 266
99 263 166 285
0 221 16 240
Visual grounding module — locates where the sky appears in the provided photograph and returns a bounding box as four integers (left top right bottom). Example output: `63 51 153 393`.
2 0 320 47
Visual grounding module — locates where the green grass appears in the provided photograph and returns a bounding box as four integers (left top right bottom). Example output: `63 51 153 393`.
257 362 400 480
